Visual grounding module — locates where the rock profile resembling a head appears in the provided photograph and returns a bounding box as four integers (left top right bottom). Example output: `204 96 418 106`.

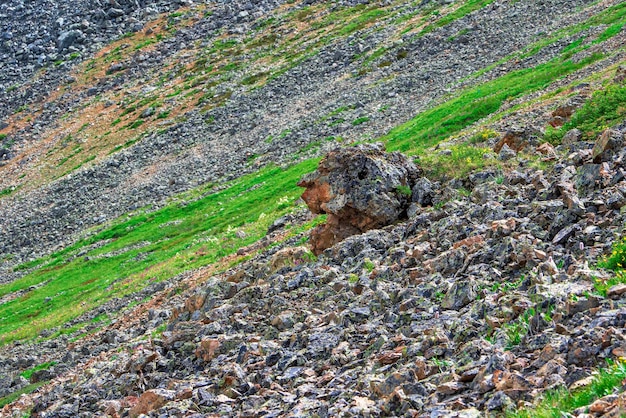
297 142 423 255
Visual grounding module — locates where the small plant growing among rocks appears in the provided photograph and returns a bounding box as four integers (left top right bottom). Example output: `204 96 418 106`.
395 184 412 197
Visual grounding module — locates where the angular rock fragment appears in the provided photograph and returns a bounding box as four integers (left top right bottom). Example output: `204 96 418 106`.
592 128 624 163
494 126 538 153
130 389 176 418
298 143 422 254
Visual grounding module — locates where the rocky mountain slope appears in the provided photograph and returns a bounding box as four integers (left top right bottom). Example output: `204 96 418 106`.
1 0 626 416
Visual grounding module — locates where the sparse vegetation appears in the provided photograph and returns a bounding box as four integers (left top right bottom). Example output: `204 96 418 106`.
395 184 412 197
352 116 370 126
595 236 626 296
420 144 494 179
508 360 626 418
545 83 626 143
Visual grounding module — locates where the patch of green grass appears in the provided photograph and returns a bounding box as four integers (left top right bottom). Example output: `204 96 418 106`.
211 39 239 53
337 8 388 36
151 323 167 337
156 110 170 119
545 83 626 143
561 37 585 54
503 307 534 349
469 129 499 144
0 186 17 198
57 146 83 167
595 22 625 45
419 0 496 37
595 236 626 296
395 184 412 197
12 257 47 272
20 361 56 380
134 39 155 50
384 51 605 154
599 236 626 271
352 116 370 126
0 381 47 408
127 119 145 129
419 144 494 179
361 46 387 67
241 71 270 86
508 360 626 418
0 159 319 344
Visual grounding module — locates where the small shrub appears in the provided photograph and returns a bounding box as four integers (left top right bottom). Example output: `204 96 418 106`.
595 237 626 296
469 129 498 144
352 116 370 126
396 185 412 197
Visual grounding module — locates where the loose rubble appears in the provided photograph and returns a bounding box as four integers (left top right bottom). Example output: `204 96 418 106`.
1 0 626 417
2 121 626 417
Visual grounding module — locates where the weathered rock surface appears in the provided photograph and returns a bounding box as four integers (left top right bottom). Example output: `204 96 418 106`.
1 0 626 417
298 143 421 254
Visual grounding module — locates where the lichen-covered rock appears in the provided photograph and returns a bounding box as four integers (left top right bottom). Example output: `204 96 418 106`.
298 143 422 254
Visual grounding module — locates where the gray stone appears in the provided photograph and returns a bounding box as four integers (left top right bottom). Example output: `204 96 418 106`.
298 143 421 254
498 143 517 161
57 30 83 50
411 177 434 206
441 279 476 310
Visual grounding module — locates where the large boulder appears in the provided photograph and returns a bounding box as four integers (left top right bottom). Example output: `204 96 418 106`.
298 143 422 254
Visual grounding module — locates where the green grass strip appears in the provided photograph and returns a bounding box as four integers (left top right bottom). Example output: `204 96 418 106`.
0 381 47 408
419 0 496 37
20 361 56 380
0 158 319 344
508 360 626 417
384 52 604 154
